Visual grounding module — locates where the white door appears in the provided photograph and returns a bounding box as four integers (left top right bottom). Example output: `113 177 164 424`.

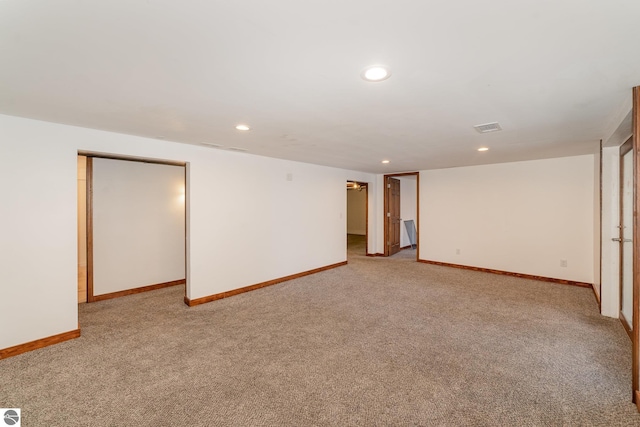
620 139 633 333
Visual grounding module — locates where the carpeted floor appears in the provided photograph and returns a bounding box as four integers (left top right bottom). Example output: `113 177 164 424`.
1 236 639 426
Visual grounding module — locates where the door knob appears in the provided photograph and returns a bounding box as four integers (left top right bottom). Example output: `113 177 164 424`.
612 238 622 242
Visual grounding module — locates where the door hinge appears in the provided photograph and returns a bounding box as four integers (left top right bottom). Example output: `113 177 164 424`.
387 241 390 245
387 184 391 188
387 212 391 217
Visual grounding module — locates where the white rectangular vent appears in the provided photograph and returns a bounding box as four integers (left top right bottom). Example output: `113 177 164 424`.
474 122 502 133
201 142 224 148
227 147 248 152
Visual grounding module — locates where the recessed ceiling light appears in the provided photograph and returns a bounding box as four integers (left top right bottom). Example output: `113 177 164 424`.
381 160 390 164
362 65 391 82
235 124 250 131
478 147 489 152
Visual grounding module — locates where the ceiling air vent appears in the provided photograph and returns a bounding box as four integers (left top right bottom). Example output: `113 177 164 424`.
227 147 248 152
201 142 224 148
473 122 502 133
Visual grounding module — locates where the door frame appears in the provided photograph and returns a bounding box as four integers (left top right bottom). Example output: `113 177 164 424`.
80 151 188 303
632 86 640 408
346 180 369 255
383 172 420 258
619 137 633 338
385 176 402 256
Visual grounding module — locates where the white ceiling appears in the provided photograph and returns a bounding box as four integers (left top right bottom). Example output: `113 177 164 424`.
1 0 639 173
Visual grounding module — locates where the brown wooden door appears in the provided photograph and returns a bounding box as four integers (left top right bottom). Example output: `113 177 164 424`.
387 177 401 255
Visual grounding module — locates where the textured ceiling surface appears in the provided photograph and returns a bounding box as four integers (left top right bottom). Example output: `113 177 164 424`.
1 0 640 173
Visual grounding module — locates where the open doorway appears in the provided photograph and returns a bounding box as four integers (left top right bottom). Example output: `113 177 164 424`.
346 181 368 257
78 153 187 304
384 173 419 260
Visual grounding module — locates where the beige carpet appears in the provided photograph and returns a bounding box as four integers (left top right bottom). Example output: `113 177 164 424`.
1 237 639 426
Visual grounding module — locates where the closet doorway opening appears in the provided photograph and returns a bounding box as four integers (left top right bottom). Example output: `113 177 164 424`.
383 172 419 260
77 153 188 304
346 181 368 258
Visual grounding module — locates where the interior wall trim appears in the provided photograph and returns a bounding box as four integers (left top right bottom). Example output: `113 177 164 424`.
78 151 186 167
598 139 603 312
86 156 94 302
631 85 640 405
0 329 81 360
592 284 601 307
417 259 592 288
91 279 185 302
621 311 633 341
366 247 411 257
184 261 347 307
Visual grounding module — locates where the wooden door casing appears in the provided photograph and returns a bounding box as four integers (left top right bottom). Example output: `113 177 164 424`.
387 177 401 256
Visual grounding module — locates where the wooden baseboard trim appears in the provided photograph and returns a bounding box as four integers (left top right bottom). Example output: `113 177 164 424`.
634 390 640 408
185 261 347 307
592 284 601 307
365 248 414 257
417 259 592 288
620 311 633 340
91 279 185 302
0 329 81 360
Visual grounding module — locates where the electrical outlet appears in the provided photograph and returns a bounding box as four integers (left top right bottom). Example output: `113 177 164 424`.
560 260 567 268
456 249 460 255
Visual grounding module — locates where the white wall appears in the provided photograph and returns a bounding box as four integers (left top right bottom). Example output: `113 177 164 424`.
0 114 376 350
92 158 185 295
346 188 366 235
420 156 595 283
398 176 417 248
1 120 79 349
